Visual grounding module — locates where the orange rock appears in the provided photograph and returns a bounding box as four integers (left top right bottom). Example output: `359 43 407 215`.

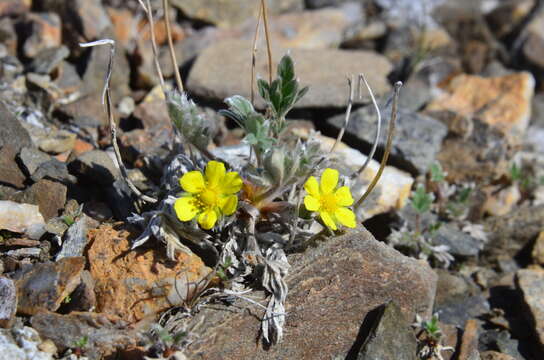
72 139 94 157
86 223 212 323
426 72 535 144
107 7 137 50
139 18 185 45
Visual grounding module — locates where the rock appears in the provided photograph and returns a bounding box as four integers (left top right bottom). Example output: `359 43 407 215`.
517 268 544 351
532 93 544 127
171 0 304 28
532 231 544 266
118 127 172 164
61 270 96 312
133 97 172 132
426 72 535 146
0 201 45 239
0 102 33 153
31 158 75 184
106 7 138 52
485 0 534 38
434 224 483 257
328 106 447 174
0 0 29 17
480 351 517 360
458 319 480 360
105 179 136 221
23 12 62 58
305 0 354 9
0 276 16 328
479 330 524 359
17 147 52 177
482 184 521 217
53 61 81 97
523 11 544 70
38 130 76 154
16 179 66 221
31 311 142 360
0 145 26 189
14 257 85 315
56 216 90 260
0 324 54 360
185 228 436 359
356 302 417 360
86 224 212 323
6 248 42 259
437 293 489 329
187 39 392 109
68 150 120 185
28 46 70 75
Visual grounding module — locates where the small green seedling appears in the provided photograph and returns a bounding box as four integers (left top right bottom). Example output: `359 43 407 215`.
411 184 435 214
429 162 446 183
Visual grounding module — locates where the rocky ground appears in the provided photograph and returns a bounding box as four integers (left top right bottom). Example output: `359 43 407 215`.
1 0 544 359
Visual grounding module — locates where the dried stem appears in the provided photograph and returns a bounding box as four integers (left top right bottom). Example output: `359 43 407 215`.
261 0 273 84
352 74 382 179
80 39 158 204
354 81 402 209
138 0 165 92
163 0 184 92
250 1 263 105
330 76 354 154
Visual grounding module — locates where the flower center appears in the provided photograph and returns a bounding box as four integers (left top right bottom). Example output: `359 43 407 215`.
320 193 338 213
199 188 219 207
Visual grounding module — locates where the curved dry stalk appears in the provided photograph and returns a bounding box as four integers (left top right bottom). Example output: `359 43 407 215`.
80 39 158 204
261 0 273 84
250 1 263 105
354 81 402 209
351 73 382 179
138 0 166 92
163 0 184 92
330 75 355 154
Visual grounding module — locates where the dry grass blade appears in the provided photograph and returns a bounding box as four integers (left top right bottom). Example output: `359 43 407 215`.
330 75 355 154
250 1 263 105
163 0 184 92
79 39 158 204
354 81 402 209
261 0 273 84
352 73 382 179
138 0 166 92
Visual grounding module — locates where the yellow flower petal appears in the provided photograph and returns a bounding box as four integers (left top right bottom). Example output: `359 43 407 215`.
335 207 357 228
320 211 337 231
198 209 218 230
220 172 243 194
320 168 339 194
221 195 238 215
334 186 354 207
174 196 199 221
179 171 205 193
304 195 320 211
304 176 320 197
205 161 226 188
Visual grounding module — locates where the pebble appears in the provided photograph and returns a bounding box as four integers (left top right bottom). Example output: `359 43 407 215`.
0 201 45 239
0 276 16 328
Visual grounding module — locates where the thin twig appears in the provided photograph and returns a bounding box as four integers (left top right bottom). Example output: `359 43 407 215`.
354 81 402 209
261 0 273 84
138 0 165 92
250 1 263 105
352 73 382 179
80 40 158 204
330 76 354 154
163 0 184 92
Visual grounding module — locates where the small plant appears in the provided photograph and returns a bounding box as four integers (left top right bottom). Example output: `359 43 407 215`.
63 295 72 304
71 335 88 357
412 314 454 360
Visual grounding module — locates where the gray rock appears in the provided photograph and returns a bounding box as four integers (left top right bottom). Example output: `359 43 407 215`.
305 0 355 9
14 179 67 221
0 276 16 328
185 228 436 359
22 12 61 58
479 330 524 359
28 45 69 74
436 293 489 328
106 179 136 221
356 302 417 360
17 147 51 177
0 102 32 153
31 311 143 360
187 39 392 109
37 130 76 154
31 159 75 184
517 269 544 351
328 106 447 174
62 270 96 312
0 55 23 81
434 224 483 257
0 201 45 239
68 150 120 185
6 248 42 259
531 93 544 127
0 324 53 360
0 145 26 189
56 216 89 260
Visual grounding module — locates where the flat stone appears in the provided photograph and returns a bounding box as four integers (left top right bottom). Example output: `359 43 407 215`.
187 39 392 109
0 276 16 328
56 215 89 260
86 223 212 323
436 293 489 329
0 145 26 189
0 101 33 153
0 325 53 360
31 311 142 360
28 45 69 74
328 106 448 174
62 270 96 312
171 0 304 28
532 231 544 266
23 12 61 58
38 130 76 154
185 228 436 359
68 150 120 185
480 351 517 360
17 147 52 177
15 257 85 315
16 179 66 221
0 201 45 239
31 159 75 184
133 97 172 131
523 11 544 70
434 224 483 257
517 268 544 351
6 248 42 259
482 184 521 217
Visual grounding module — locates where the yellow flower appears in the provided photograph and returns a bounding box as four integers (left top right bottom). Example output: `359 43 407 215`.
174 161 242 230
304 168 356 230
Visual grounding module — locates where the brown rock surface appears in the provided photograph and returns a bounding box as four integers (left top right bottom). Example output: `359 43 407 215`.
532 231 544 266
86 223 212 323
186 228 436 359
15 257 85 315
516 268 544 352
0 145 26 189
16 179 67 221
23 12 62 58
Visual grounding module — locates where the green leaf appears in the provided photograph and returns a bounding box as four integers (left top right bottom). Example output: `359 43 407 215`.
429 162 445 183
277 55 295 82
257 79 270 100
295 86 309 104
410 184 434 214
224 95 254 118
